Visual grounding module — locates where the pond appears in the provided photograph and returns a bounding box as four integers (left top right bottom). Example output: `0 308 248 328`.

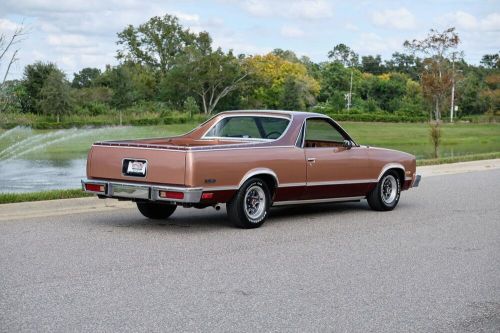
0 159 86 193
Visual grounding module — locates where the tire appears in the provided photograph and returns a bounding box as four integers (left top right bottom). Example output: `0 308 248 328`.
136 202 177 219
367 171 401 211
227 178 271 229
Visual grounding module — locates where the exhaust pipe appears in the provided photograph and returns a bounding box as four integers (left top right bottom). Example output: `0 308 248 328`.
214 204 221 211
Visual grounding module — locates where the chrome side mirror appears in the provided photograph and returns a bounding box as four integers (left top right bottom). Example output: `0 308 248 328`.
343 140 353 149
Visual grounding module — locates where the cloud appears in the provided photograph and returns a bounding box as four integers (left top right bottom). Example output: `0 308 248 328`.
353 32 402 55
438 11 500 32
0 18 22 32
479 13 500 31
240 0 333 20
371 8 417 30
46 34 94 48
288 0 334 20
280 25 305 38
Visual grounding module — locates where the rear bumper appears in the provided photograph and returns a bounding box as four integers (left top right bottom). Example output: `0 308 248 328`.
81 179 203 203
412 175 422 187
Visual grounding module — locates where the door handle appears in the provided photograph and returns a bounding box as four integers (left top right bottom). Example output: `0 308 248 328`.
307 157 316 163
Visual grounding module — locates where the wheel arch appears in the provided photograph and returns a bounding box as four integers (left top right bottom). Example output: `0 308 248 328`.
378 163 405 185
238 168 279 195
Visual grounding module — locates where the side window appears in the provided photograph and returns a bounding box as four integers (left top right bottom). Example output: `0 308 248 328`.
305 118 345 148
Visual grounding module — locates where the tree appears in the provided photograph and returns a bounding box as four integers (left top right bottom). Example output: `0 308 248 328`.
0 23 26 85
21 62 58 114
108 65 137 109
480 53 499 69
39 69 72 123
361 55 385 75
116 14 207 74
385 52 423 80
319 62 361 106
244 53 320 109
72 67 101 88
328 43 359 67
404 27 460 121
173 48 248 114
271 49 300 63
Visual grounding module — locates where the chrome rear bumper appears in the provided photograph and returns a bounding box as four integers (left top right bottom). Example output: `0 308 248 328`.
81 179 203 203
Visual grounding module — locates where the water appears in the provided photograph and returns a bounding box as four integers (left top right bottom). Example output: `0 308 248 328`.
0 159 86 193
0 126 117 193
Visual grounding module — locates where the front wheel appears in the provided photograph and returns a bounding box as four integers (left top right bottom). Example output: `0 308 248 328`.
367 171 401 211
227 178 271 228
136 202 177 219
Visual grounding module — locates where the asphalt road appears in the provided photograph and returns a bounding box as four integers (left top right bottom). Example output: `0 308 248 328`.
1 170 499 332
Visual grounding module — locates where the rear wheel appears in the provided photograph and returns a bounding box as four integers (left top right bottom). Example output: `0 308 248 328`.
227 178 271 228
367 171 401 211
136 202 177 219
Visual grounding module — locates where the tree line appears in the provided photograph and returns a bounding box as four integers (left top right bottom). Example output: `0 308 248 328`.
0 14 498 123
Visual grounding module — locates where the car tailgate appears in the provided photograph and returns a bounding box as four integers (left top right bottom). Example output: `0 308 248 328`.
87 144 186 185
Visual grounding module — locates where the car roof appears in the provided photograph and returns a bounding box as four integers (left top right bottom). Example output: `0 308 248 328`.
218 110 327 118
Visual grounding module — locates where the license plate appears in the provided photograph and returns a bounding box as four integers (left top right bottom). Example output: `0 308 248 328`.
123 159 147 177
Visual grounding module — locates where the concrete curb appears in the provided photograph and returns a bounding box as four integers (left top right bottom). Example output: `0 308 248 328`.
1 159 499 221
0 197 135 222
416 159 500 177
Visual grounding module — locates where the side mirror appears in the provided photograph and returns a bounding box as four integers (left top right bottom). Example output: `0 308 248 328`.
343 140 353 149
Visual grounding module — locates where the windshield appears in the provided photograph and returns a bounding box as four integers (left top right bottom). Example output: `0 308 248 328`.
204 116 290 140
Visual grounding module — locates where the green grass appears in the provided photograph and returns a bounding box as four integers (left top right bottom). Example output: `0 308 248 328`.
0 189 92 204
340 122 500 159
0 121 499 161
416 152 500 166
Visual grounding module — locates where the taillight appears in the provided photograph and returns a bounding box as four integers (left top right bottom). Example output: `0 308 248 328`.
201 192 214 200
85 183 106 193
159 191 184 200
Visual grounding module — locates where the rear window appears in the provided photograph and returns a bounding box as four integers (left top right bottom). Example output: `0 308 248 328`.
204 116 290 140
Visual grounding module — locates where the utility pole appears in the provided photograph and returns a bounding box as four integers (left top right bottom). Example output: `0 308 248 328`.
450 53 455 123
347 70 353 112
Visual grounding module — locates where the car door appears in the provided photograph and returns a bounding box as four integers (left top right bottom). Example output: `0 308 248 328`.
303 118 373 200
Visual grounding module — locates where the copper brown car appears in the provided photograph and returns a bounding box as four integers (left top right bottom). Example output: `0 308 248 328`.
82 110 421 228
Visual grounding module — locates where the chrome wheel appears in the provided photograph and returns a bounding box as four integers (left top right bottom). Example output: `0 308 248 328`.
381 175 397 205
244 185 266 222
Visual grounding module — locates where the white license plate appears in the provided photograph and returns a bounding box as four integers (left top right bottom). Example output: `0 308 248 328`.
124 159 147 177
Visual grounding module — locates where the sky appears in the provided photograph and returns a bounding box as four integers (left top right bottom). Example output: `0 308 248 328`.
1 0 499 80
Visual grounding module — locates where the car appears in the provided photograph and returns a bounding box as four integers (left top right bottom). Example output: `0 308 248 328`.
82 110 421 228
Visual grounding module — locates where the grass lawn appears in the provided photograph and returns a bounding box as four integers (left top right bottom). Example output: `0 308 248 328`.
0 121 499 161
340 122 500 159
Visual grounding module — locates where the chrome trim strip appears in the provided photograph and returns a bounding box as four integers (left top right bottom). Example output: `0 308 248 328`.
238 168 279 188
279 182 307 188
201 186 238 191
377 163 405 181
306 179 377 186
92 144 295 153
93 144 188 152
273 196 365 206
